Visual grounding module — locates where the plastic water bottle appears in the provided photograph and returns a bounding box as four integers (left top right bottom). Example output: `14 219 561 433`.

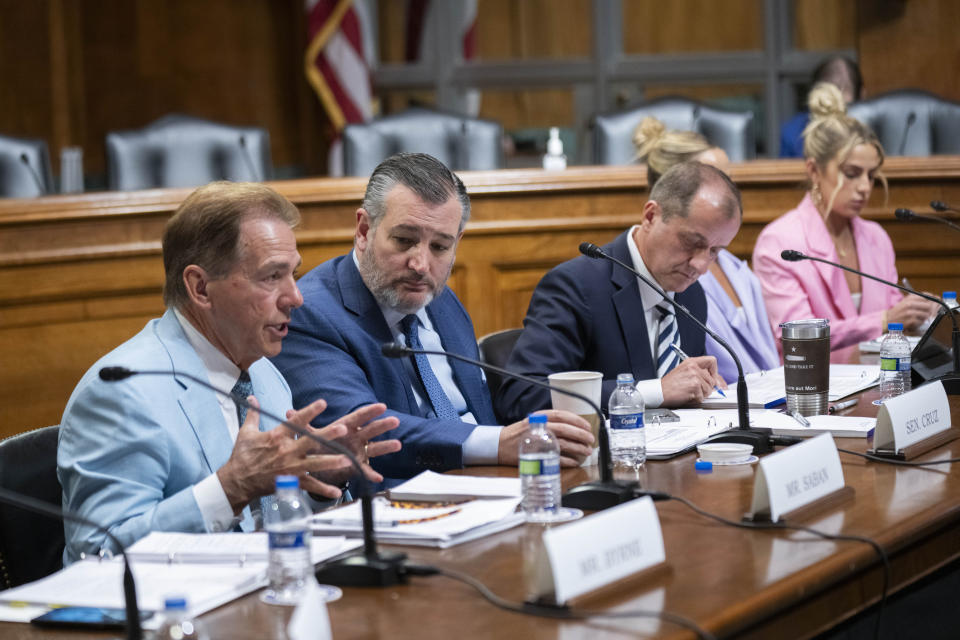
943 291 958 309
608 373 646 468
156 596 209 640
260 475 313 606
880 323 912 401
519 413 562 521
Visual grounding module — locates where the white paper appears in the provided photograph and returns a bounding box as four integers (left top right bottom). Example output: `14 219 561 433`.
387 470 520 500
127 532 358 565
542 497 665 604
702 365 880 409
750 433 845 522
756 411 876 438
644 409 737 457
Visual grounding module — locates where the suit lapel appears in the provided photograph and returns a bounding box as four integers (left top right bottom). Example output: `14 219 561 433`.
154 310 233 474
803 201 856 320
608 234 654 375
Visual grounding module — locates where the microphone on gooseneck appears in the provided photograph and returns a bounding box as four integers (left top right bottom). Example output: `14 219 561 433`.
898 112 916 156
0 488 142 639
237 135 262 182
380 343 644 510
930 201 960 215
98 366 407 587
780 250 960 392
19 152 47 195
578 242 789 454
895 207 960 234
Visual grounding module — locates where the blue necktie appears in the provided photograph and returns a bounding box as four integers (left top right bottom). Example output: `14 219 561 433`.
231 371 254 425
401 314 460 421
656 302 680 377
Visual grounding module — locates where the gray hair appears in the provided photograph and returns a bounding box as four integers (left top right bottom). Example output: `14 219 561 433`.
649 161 742 222
361 152 471 232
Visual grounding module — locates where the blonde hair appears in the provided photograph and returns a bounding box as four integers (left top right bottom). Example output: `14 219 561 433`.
802 82 887 213
633 117 713 186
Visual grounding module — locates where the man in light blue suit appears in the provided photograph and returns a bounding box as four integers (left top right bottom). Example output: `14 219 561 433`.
58 181 400 563
272 153 593 485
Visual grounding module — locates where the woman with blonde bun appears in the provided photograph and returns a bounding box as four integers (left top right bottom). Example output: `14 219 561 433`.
753 83 937 362
633 117 778 383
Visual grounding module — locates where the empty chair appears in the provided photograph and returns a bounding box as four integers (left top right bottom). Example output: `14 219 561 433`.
105 114 271 191
0 426 64 589
847 89 960 156
342 107 503 177
594 96 756 165
478 328 523 399
0 134 53 198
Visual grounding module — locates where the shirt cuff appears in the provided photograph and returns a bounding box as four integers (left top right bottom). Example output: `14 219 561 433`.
192 474 239 533
636 378 664 409
462 425 503 465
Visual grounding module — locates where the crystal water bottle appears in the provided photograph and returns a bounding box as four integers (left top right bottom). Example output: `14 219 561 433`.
608 373 646 467
943 291 958 309
155 596 209 640
261 475 313 606
519 413 562 522
880 322 912 401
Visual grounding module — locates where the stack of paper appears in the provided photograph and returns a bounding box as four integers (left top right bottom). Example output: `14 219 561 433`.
701 365 880 409
860 335 921 353
751 410 876 438
388 470 520 501
311 495 524 548
645 409 738 459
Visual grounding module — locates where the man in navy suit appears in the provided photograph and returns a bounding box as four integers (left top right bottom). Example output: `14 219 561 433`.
272 153 593 484
496 162 740 424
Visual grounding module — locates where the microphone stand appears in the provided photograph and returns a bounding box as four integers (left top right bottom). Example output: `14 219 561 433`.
98 367 407 587
895 208 960 234
0 487 141 640
780 250 960 394
930 201 960 215
579 242 781 454
379 344 639 511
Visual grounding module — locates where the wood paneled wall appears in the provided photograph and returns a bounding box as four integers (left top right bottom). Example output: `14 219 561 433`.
2 158 959 438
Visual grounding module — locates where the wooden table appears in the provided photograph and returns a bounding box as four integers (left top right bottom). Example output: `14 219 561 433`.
3 392 959 639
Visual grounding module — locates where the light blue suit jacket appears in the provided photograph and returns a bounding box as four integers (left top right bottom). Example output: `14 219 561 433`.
58 309 292 563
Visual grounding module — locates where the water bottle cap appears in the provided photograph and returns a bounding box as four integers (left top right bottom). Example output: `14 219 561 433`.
944 291 957 300
616 373 635 384
527 413 547 424
164 596 187 610
887 322 903 331
274 475 299 489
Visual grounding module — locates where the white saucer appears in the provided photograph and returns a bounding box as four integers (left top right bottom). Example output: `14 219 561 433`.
696 455 758 467
524 507 584 524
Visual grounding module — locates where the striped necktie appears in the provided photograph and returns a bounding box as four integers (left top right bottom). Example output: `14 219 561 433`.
401 314 460 421
656 302 680 377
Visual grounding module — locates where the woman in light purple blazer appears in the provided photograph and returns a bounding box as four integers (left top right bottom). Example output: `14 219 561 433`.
634 118 779 383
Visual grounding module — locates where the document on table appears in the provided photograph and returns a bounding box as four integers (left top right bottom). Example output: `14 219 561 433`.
701 365 880 409
860 335 921 353
388 470 521 501
752 410 876 438
311 496 524 548
644 409 738 459
127 531 360 565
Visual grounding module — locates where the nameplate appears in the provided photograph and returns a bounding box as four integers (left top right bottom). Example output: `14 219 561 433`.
873 381 951 454
541 497 665 604
748 433 845 523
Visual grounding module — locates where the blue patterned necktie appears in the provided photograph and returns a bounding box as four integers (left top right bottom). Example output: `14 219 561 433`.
400 314 460 421
656 302 680 377
231 370 254 425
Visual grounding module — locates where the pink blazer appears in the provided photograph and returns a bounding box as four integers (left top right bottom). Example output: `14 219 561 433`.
753 193 902 362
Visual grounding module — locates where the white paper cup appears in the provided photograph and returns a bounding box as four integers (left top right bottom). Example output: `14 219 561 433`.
547 371 603 462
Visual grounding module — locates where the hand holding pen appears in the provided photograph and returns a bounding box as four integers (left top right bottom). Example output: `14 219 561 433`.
660 342 727 405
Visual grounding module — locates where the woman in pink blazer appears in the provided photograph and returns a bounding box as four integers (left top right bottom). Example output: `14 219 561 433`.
753 83 936 362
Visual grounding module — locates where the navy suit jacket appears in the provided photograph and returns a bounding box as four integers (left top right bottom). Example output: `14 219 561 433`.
271 253 497 483
495 231 707 423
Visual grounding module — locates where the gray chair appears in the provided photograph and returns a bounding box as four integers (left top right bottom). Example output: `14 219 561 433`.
105 114 271 191
0 134 53 198
594 96 756 165
0 426 64 589
342 107 503 177
847 89 960 156
478 328 523 399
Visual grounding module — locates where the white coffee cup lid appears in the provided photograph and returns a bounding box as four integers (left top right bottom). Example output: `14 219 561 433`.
696 443 754 464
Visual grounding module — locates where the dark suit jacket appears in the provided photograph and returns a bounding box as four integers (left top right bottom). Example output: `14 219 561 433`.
271 253 497 484
495 231 707 423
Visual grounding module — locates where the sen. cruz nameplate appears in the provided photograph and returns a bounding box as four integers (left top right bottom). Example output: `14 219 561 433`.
747 433 848 523
539 497 665 604
870 381 954 459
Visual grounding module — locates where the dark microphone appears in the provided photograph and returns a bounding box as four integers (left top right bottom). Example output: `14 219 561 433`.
579 242 786 454
898 111 916 156
779 250 960 392
237 135 262 182
19 152 47 195
379 343 641 511
0 488 142 639
930 200 960 215
895 207 960 233
98 366 407 587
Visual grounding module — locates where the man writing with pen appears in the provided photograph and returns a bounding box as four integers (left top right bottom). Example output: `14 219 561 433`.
495 162 740 422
